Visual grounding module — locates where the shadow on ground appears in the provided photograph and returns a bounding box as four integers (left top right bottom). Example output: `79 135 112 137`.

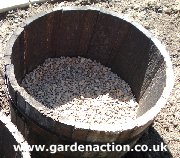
123 125 173 158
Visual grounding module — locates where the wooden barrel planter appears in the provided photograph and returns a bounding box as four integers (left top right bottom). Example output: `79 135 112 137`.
4 6 174 158
0 112 31 158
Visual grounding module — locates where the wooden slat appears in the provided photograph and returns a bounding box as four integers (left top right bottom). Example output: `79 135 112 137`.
86 12 129 66
24 12 55 74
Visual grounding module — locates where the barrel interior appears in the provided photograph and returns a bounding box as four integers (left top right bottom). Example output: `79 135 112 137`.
11 9 166 117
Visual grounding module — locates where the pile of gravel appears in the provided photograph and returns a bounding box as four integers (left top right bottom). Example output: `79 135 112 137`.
22 57 138 125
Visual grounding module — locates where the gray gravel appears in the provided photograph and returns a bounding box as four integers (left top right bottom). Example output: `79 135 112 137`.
22 57 138 125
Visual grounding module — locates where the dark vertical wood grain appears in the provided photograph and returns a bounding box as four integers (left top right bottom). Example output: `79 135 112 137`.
110 25 151 101
86 13 129 66
10 32 25 83
24 13 55 74
76 10 99 57
51 10 96 57
51 10 81 57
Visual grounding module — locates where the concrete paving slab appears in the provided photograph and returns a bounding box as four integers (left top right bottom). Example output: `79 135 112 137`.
0 0 48 13
0 0 29 13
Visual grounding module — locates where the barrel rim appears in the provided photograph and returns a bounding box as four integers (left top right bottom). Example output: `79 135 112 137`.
4 6 174 132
